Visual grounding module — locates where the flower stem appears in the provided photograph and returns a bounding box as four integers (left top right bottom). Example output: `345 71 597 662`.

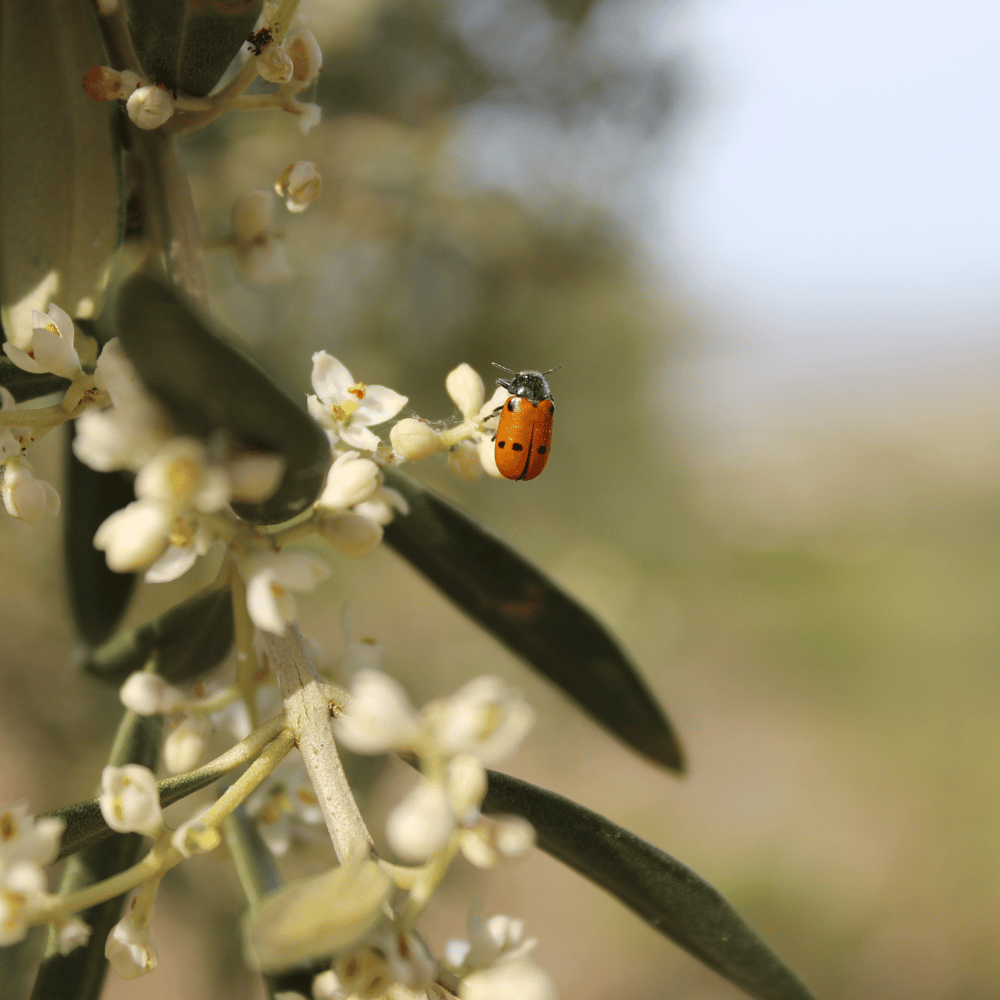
262 625 374 862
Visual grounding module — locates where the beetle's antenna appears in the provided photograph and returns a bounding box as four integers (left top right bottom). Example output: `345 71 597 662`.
540 366 562 377
491 362 517 375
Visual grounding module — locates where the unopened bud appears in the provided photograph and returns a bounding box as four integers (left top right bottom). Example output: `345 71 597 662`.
446 363 485 417
126 85 174 129
275 161 321 213
390 418 440 461
448 440 482 482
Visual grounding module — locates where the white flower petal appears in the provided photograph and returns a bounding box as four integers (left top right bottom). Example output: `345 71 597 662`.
2 342 45 374
317 511 383 558
99 765 163 836
337 422 381 452
144 543 199 584
120 673 185 715
105 912 157 979
310 352 354 402
460 958 555 1000
332 669 420 754
386 779 454 862
317 452 380 510
94 500 170 573
353 384 408 426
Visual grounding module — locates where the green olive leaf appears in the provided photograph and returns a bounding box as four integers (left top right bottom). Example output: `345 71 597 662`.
123 0 264 96
0 0 122 347
83 586 234 685
483 771 816 1000
382 470 684 771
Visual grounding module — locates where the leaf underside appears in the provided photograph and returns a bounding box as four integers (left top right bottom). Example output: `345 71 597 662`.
483 770 816 1000
382 470 684 771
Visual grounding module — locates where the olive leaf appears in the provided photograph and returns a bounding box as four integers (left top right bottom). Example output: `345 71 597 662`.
0 358 71 402
64 431 138 647
0 0 122 347
483 771 815 1000
123 0 264 96
382 470 684 771
83 586 234 685
116 275 330 525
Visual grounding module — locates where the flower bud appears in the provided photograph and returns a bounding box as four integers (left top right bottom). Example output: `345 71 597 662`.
120 673 185 715
82 66 125 101
448 440 483 482
163 716 208 774
126 85 174 129
316 452 379 510
446 754 487 823
317 511 383 558
57 917 92 955
287 30 323 85
446 363 485 418
386 779 454 862
275 161 322 213
477 435 504 479
105 912 157 980
390 418 440 461
256 40 293 83
99 765 163 836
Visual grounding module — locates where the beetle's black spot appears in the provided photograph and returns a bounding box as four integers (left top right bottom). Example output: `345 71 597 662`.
537 445 547 454
497 440 506 448
511 442 523 451
507 399 516 411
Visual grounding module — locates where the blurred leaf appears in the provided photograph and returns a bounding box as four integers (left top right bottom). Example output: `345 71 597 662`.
483 771 816 1000
0 358 71 402
382 470 684 771
30 709 160 1000
48 752 241 863
83 585 234 685
64 429 137 647
123 0 263 96
116 274 330 524
224 807 325 996
0 0 122 347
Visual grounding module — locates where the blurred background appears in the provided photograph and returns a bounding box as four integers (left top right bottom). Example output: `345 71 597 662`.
3 0 1000 997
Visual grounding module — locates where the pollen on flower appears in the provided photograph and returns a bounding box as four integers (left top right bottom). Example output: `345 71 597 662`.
347 383 367 400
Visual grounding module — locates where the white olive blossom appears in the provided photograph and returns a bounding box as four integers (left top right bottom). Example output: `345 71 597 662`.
163 715 210 774
434 676 535 766
308 352 407 451
241 550 331 636
295 102 322 134
3 304 82 379
99 765 163 837
171 813 221 858
316 451 380 510
352 485 408 526
0 861 49 946
0 806 64 946
105 908 157 979
448 440 483 482
276 161 322 212
386 779 454 862
332 669 421 754
445 909 535 973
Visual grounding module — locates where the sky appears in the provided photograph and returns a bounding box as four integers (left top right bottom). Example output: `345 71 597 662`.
660 0 1000 353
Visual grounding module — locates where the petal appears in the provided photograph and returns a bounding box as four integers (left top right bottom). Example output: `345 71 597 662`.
246 569 288 635
144 544 198 583
33 304 74 344
29 327 82 379
2 342 45 374
338 423 381 452
354 385 408 426
385 780 455 862
307 393 339 435
310 351 354 402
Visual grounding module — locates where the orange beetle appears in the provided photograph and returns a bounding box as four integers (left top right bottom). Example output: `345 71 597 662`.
492 364 559 481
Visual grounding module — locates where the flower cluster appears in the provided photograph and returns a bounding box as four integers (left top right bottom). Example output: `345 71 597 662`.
0 305 98 523
334 671 536 864
388 364 508 480
0 805 77 949
74 340 285 583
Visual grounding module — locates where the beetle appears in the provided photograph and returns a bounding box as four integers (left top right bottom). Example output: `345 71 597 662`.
491 364 559 481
